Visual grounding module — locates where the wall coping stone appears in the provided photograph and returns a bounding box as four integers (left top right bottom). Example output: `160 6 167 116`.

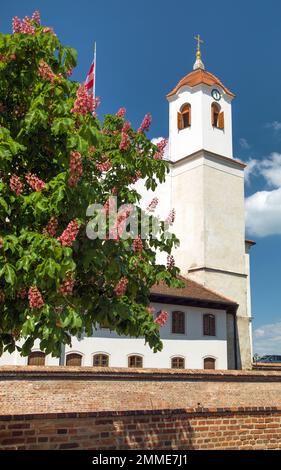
1 365 281 382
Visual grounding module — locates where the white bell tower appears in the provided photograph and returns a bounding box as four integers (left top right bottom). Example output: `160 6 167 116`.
166 38 253 370
167 35 234 162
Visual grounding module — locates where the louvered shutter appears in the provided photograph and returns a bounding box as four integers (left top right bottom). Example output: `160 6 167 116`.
218 111 224 129
177 112 183 130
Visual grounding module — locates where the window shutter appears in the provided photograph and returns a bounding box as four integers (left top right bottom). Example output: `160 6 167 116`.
177 112 183 130
204 357 216 370
218 111 224 129
211 106 215 126
188 106 191 126
172 311 185 334
172 312 178 333
210 316 216 336
203 315 209 335
28 352 45 366
66 353 82 366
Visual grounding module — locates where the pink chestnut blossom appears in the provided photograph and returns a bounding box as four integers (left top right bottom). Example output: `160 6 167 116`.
130 170 142 184
154 138 168 160
38 60 56 83
96 156 112 172
146 197 158 213
31 10 41 24
20 16 35 34
12 12 39 34
10 174 23 196
132 236 143 252
12 16 21 33
57 220 79 247
147 306 155 315
165 209 175 226
0 237 3 249
109 205 133 240
68 150 83 187
114 277 128 296
71 84 93 115
154 310 169 327
25 173 46 192
103 197 117 216
58 274 75 296
122 122 131 133
28 286 44 309
43 217 58 237
43 27 55 34
116 107 126 117
119 131 130 151
138 113 152 133
93 96 101 109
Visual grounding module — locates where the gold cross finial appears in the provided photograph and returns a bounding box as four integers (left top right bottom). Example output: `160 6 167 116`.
194 34 203 55
193 34 205 70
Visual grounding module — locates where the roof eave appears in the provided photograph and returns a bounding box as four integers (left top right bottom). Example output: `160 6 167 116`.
150 292 238 314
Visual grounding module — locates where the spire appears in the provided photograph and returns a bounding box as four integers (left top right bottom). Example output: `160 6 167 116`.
193 34 205 70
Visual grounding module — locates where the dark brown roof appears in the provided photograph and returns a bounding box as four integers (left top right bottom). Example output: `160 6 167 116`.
245 239 256 246
167 68 235 98
150 275 238 312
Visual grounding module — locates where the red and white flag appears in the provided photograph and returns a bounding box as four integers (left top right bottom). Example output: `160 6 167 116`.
85 42 96 97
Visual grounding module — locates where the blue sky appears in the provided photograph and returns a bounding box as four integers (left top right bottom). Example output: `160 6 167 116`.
1 0 281 355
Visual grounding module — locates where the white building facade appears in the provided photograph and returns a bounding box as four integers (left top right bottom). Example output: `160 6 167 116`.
0 47 254 370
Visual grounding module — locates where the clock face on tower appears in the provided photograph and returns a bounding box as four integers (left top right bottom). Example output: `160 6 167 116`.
211 88 221 101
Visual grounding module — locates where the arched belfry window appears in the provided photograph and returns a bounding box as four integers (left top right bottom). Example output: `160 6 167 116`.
178 103 191 130
211 102 224 129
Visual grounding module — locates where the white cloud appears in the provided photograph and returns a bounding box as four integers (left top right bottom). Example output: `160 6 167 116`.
259 152 281 187
245 187 281 236
239 137 250 149
244 158 258 183
253 322 281 355
245 153 281 236
266 121 281 131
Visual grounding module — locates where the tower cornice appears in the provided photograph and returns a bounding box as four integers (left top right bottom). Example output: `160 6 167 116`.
169 149 246 169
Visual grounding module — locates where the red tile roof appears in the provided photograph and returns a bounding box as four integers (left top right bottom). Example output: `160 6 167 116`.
167 69 235 98
151 275 237 308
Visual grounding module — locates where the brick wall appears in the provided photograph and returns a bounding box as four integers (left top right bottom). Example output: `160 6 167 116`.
1 366 281 450
1 408 281 450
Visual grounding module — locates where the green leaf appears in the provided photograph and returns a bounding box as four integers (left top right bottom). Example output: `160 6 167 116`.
3 264 16 285
0 197 10 214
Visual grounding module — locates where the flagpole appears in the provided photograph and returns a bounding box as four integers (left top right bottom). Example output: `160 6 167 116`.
93 41 96 98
